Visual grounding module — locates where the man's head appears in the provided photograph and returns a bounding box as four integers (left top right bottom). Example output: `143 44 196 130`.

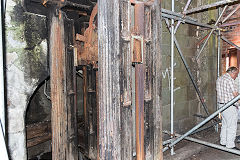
227 66 239 80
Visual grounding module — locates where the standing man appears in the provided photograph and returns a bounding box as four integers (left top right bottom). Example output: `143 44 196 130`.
216 66 239 149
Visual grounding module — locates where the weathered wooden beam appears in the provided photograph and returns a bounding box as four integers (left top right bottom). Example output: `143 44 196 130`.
152 0 163 160
119 1 133 159
49 10 78 160
98 0 121 159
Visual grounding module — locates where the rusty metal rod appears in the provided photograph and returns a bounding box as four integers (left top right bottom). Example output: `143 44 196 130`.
196 5 228 59
221 35 240 51
135 64 145 160
165 19 210 116
183 0 239 15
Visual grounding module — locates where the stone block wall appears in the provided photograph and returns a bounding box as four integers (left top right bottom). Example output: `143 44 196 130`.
5 0 48 159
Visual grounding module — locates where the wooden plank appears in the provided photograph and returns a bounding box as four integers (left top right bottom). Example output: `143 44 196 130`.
49 10 78 160
26 122 51 140
27 133 52 148
26 122 51 148
98 0 121 159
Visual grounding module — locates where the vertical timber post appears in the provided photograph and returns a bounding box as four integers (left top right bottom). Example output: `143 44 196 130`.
152 0 163 159
49 9 78 160
98 0 121 159
120 1 133 159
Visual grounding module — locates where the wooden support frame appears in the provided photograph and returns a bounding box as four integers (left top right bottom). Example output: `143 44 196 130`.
98 0 163 159
49 9 78 160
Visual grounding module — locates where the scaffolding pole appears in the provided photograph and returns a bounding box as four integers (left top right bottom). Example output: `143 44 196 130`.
196 5 228 59
170 0 175 155
184 0 239 15
174 0 192 34
0 0 5 136
0 120 8 160
221 36 240 51
162 8 197 22
162 13 216 29
163 131 240 155
222 4 240 23
163 95 240 152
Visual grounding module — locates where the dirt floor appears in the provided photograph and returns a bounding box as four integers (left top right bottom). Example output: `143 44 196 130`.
164 127 240 160
186 143 240 160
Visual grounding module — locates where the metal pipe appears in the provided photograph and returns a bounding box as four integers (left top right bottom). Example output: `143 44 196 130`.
190 120 220 135
221 36 240 51
165 19 210 116
164 131 240 155
170 0 175 155
163 138 174 146
196 5 227 59
163 95 240 152
162 13 217 29
216 25 221 133
174 0 192 34
162 8 197 22
222 4 240 23
219 21 240 28
183 0 239 15
0 120 8 159
0 0 5 136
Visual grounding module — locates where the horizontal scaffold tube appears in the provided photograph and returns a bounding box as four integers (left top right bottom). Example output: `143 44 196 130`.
163 95 240 152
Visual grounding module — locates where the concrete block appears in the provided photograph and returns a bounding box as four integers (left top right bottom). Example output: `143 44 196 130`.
174 71 189 87
174 101 190 120
162 104 170 127
174 87 188 103
162 32 171 45
162 44 170 56
162 88 170 106
189 99 199 116
187 85 198 101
